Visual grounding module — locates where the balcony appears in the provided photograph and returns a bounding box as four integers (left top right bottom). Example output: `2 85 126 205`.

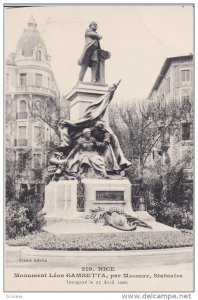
16 86 57 98
14 139 28 147
16 112 28 119
183 169 193 181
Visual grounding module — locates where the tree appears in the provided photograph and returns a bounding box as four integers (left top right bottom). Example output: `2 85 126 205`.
109 96 192 177
109 96 193 214
28 96 70 140
145 152 193 229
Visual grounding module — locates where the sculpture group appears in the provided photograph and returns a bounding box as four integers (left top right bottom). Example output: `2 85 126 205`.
48 84 131 181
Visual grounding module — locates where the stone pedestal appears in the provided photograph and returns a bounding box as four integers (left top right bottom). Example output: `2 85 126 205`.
65 81 109 123
43 178 134 225
82 178 134 215
43 180 80 224
43 179 180 234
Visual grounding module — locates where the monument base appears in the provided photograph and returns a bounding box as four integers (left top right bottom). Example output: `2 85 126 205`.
43 179 178 234
65 81 109 123
43 180 80 225
43 220 179 235
135 211 155 222
43 178 134 226
82 178 134 215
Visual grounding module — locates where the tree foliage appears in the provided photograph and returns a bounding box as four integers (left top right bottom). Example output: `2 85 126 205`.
109 96 192 175
28 96 70 139
109 96 193 229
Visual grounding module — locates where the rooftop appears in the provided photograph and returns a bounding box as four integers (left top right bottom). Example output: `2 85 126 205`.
148 54 193 98
16 15 48 57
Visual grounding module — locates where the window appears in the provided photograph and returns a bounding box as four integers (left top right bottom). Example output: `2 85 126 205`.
6 125 10 146
166 77 170 94
182 123 191 140
181 70 190 82
181 89 191 106
33 153 41 168
19 73 27 87
30 184 36 195
34 126 42 145
6 125 10 141
21 183 28 191
18 126 27 146
35 73 42 87
19 126 26 140
17 100 27 119
37 184 42 194
6 73 9 86
20 100 27 112
36 50 42 61
19 183 29 198
18 153 27 170
48 77 50 88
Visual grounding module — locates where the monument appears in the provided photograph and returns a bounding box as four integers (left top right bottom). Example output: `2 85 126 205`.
43 21 155 231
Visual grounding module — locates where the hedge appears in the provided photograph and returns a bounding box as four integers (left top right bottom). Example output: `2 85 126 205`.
7 230 193 251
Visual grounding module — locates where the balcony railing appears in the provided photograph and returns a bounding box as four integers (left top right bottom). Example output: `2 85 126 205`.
183 169 193 181
16 86 57 98
14 139 28 147
16 112 28 119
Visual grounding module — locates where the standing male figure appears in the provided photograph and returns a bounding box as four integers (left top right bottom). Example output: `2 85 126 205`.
78 21 110 83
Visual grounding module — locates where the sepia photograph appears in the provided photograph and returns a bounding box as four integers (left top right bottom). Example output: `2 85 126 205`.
4 3 194 294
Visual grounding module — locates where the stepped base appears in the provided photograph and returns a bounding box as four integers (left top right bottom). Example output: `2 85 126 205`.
43 178 134 226
135 211 155 221
43 178 177 234
43 218 179 235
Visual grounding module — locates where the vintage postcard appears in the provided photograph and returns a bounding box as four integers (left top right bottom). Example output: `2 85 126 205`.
4 3 194 293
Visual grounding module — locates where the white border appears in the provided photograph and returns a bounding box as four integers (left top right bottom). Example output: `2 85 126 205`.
1 1 197 300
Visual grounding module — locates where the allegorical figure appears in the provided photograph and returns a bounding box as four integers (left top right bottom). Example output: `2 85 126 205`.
93 120 132 174
78 21 110 83
63 128 109 178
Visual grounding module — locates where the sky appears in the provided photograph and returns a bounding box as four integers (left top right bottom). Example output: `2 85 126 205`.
4 4 194 101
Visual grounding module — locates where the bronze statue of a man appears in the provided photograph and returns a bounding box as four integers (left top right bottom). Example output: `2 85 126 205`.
78 21 110 84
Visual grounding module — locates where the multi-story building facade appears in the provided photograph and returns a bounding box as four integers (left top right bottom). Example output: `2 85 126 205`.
5 16 60 194
148 54 193 180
